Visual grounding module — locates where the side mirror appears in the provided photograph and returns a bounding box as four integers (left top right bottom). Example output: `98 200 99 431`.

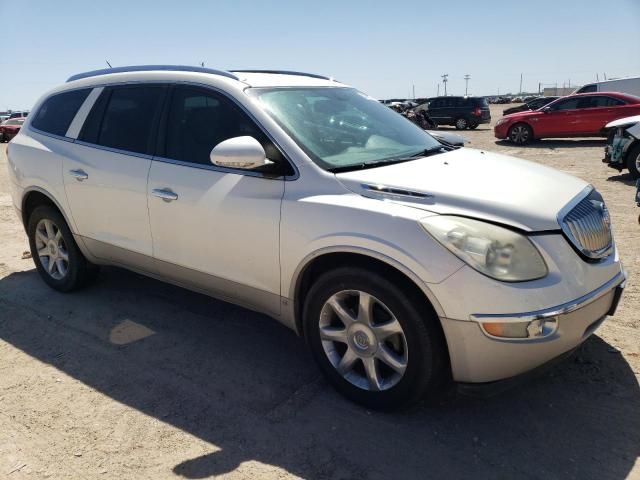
210 136 267 170
542 106 552 113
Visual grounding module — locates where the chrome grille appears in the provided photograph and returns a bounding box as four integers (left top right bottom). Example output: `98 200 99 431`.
559 189 612 260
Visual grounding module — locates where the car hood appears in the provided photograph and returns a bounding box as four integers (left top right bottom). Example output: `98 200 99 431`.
605 114 640 128
335 148 588 231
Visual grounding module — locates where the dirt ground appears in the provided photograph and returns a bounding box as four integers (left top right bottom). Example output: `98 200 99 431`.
1 104 639 480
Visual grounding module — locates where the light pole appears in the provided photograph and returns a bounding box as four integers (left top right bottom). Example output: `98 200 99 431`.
464 74 471 96
441 74 448 96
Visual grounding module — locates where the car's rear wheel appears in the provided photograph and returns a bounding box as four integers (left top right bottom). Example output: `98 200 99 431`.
455 117 468 130
303 267 447 410
27 206 99 292
626 143 640 179
508 123 533 144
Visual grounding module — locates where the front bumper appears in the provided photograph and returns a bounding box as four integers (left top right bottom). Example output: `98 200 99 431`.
440 270 626 384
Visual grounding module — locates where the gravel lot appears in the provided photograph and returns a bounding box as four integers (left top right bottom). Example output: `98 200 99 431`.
1 104 639 480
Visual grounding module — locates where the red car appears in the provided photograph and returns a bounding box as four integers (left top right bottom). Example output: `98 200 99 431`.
0 118 25 142
494 92 640 144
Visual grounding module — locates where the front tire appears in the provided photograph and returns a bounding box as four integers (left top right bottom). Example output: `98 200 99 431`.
27 206 99 292
626 143 640 179
303 267 447 410
508 123 533 144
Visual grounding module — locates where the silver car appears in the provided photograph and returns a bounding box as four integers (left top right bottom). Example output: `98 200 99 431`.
7 66 625 410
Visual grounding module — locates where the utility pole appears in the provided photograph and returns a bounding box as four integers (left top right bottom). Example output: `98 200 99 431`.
441 74 448 96
519 73 523 94
538 82 541 94
412 84 415 100
464 74 471 96
437 84 440 97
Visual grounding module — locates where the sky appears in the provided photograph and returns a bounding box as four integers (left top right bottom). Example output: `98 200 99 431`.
1 0 639 110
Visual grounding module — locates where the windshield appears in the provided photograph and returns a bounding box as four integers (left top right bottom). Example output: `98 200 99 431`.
248 87 441 171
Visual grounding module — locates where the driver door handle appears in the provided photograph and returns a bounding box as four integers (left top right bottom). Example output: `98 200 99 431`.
68 169 88 181
151 188 179 202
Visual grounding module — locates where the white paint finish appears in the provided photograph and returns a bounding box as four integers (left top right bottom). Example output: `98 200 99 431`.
6 131 77 231
336 148 588 232
62 142 153 257
65 87 104 139
147 160 284 296
605 114 640 129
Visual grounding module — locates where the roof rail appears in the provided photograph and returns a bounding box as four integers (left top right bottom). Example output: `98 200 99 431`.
230 70 333 81
66 65 239 83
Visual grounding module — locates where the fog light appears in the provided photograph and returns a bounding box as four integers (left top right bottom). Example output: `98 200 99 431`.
481 318 557 340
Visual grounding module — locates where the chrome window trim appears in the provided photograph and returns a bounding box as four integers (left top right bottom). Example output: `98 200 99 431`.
73 140 154 160
470 268 625 323
66 87 104 139
28 126 75 143
152 155 286 180
53 79 299 181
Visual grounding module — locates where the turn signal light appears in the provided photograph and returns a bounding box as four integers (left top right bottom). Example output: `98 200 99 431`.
481 318 558 340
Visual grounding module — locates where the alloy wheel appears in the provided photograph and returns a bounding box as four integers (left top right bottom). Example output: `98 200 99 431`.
509 125 530 144
318 290 408 391
35 218 69 280
455 118 467 129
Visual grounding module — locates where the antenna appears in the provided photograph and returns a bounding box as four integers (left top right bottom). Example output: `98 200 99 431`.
106 60 113 68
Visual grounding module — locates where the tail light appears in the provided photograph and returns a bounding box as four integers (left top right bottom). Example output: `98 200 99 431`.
473 107 482 116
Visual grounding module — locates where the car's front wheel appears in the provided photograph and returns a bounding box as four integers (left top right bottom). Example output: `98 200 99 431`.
508 123 533 144
626 143 640 179
27 205 99 292
303 267 447 410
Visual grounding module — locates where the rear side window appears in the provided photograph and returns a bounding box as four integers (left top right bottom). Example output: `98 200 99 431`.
81 85 165 155
31 89 90 136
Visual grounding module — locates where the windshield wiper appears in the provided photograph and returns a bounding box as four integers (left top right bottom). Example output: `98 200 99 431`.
327 146 449 173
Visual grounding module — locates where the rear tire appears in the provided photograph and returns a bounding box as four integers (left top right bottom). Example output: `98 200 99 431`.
303 267 447 410
508 123 533 144
455 117 468 130
626 143 640 179
27 206 99 292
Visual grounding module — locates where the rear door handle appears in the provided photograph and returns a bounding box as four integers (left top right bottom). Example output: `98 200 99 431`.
68 169 88 181
151 188 178 202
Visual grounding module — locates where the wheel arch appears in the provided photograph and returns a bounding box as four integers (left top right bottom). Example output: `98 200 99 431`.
21 187 74 231
290 248 446 336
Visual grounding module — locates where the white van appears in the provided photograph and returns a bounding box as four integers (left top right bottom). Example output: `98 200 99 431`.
575 76 640 97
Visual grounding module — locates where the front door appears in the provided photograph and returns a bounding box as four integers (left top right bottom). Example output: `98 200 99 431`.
147 85 287 316
532 97 581 137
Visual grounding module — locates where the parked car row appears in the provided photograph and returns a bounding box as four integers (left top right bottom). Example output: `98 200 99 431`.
0 117 25 142
494 92 640 145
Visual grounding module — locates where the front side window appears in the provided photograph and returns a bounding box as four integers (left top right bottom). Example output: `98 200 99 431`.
31 89 90 136
248 87 441 171
88 86 165 155
163 86 282 167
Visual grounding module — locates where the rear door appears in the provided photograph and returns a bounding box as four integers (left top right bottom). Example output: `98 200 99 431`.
63 84 166 264
427 98 446 123
575 95 625 134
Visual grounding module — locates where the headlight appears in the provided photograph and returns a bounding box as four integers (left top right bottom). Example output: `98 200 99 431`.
420 216 548 282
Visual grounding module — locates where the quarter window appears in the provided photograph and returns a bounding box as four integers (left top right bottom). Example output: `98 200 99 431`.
31 89 91 137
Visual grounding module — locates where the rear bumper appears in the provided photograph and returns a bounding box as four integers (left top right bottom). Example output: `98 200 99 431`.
441 270 626 384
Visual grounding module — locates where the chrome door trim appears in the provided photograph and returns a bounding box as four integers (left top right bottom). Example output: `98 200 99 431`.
470 269 626 323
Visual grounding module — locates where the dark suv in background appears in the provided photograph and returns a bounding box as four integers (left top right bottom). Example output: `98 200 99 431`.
417 96 491 130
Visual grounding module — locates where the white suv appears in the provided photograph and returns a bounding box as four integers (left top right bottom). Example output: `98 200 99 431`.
7 66 625 409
